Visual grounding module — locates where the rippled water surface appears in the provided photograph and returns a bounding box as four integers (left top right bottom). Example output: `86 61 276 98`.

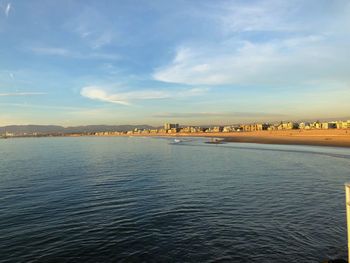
1 137 350 262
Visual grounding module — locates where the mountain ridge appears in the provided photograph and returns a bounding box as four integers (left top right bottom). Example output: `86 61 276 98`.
0 125 156 135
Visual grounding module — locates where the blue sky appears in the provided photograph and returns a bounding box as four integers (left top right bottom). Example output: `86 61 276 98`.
0 0 349 126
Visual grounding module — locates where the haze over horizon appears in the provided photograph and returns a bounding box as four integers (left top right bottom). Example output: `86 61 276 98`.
1 0 350 126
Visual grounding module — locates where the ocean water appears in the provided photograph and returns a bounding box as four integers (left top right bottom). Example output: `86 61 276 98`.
1 137 350 263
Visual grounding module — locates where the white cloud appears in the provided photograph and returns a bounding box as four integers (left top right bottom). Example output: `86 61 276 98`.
153 0 350 87
5 2 11 17
153 34 349 86
81 86 130 105
0 92 46 96
80 86 207 105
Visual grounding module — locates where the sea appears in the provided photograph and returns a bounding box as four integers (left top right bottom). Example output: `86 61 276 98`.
1 136 350 263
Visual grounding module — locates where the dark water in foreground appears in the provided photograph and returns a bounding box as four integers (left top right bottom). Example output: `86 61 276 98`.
1 137 350 263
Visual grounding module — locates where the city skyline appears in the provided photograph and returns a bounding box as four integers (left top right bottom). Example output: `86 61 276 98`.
1 0 350 126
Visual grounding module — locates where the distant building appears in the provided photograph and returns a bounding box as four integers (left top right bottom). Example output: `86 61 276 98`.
299 122 312 129
262 123 270 130
321 122 336 129
310 121 321 129
164 123 179 130
167 128 179 133
328 122 337 129
5 131 14 137
289 122 299 129
337 120 350 129
212 126 223 133
277 122 287 130
223 126 235 132
180 126 203 133
242 124 252 132
205 126 223 133
275 122 299 130
267 124 278 131
346 121 350 129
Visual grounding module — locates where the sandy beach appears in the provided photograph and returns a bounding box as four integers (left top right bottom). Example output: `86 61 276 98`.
110 129 350 148
220 130 350 148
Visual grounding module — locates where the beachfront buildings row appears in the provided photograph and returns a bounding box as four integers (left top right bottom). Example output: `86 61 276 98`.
93 120 350 136
161 120 350 133
226 120 350 132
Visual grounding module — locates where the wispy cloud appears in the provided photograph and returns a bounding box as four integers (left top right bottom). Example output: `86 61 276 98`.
0 102 84 110
75 29 114 50
153 34 348 86
4 2 11 17
87 52 120 60
81 86 130 105
0 92 46 97
68 6 116 50
219 0 297 33
153 1 350 87
153 112 285 118
30 46 120 60
80 86 207 105
90 31 113 49
31 47 70 56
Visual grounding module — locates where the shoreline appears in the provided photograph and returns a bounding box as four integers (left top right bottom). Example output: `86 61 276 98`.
2 129 350 148
221 136 350 148
94 129 350 148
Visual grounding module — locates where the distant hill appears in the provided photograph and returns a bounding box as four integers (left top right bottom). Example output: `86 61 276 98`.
63 125 155 133
0 125 155 135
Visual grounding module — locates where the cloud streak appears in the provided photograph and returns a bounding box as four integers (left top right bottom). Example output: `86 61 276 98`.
0 102 84 110
31 47 70 56
80 86 207 105
153 112 286 118
154 35 349 86
30 46 120 60
0 92 46 97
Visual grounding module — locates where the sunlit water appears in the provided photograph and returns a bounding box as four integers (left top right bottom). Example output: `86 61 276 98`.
1 137 350 262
